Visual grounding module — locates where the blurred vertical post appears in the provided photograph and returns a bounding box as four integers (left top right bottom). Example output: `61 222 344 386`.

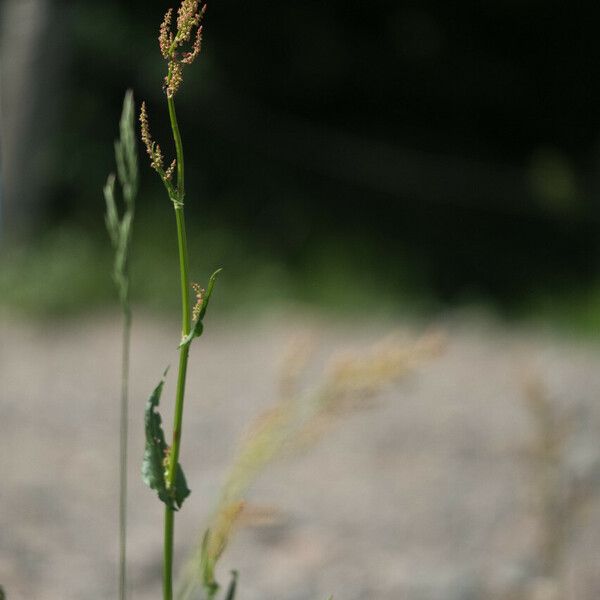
0 0 57 243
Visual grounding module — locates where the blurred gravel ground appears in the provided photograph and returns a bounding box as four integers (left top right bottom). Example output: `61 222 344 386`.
2 310 600 600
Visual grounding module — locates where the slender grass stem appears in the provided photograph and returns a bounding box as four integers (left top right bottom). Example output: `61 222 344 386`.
106 90 137 600
163 95 191 600
119 306 131 600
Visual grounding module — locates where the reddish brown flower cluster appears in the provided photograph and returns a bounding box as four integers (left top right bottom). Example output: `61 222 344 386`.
191 282 205 321
165 159 177 182
140 102 163 172
140 2 206 186
159 9 174 58
158 0 207 97
140 102 176 181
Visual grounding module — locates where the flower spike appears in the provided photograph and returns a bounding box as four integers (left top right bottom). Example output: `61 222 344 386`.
158 0 207 97
159 9 174 59
140 102 164 172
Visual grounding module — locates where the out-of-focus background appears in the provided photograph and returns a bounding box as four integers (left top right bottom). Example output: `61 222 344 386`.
2 1 600 599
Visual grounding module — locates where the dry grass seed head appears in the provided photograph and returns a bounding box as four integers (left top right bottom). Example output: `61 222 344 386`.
189 329 443 594
290 331 444 448
221 404 294 507
216 329 444 511
278 332 316 400
205 500 245 566
323 330 445 410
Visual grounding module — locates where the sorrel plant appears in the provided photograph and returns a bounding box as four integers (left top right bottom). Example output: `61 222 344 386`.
103 4 442 599
138 2 220 599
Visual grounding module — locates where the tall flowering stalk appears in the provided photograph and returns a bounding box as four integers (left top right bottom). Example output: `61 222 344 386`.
139 3 219 600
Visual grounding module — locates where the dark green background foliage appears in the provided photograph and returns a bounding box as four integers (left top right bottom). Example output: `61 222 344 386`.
4 1 600 319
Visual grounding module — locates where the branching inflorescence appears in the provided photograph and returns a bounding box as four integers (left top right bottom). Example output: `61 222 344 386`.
140 0 206 207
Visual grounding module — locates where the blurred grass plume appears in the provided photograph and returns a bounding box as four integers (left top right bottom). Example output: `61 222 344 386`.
176 330 444 598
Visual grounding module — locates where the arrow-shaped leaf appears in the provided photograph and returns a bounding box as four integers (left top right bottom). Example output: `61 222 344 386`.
142 369 191 510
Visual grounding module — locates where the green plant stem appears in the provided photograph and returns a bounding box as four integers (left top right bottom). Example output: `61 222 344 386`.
119 305 131 600
163 95 191 600
163 508 175 600
168 97 185 200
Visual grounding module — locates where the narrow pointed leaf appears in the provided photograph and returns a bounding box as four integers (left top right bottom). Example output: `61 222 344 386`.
103 173 119 247
199 268 222 321
223 571 238 600
142 373 169 501
179 268 222 347
200 529 219 598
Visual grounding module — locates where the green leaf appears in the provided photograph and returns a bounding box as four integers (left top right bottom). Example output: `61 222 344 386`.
179 268 222 347
199 268 222 321
200 529 217 594
223 571 238 600
103 173 119 247
142 370 191 510
173 461 191 508
0 584 6 600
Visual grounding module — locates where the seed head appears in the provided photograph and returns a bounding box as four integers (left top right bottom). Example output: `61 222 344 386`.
182 25 203 65
165 61 184 98
165 159 177 181
158 1 207 97
159 9 174 59
140 102 164 172
177 0 203 44
205 500 245 566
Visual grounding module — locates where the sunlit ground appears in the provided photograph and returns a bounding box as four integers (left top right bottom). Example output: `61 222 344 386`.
2 298 600 599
